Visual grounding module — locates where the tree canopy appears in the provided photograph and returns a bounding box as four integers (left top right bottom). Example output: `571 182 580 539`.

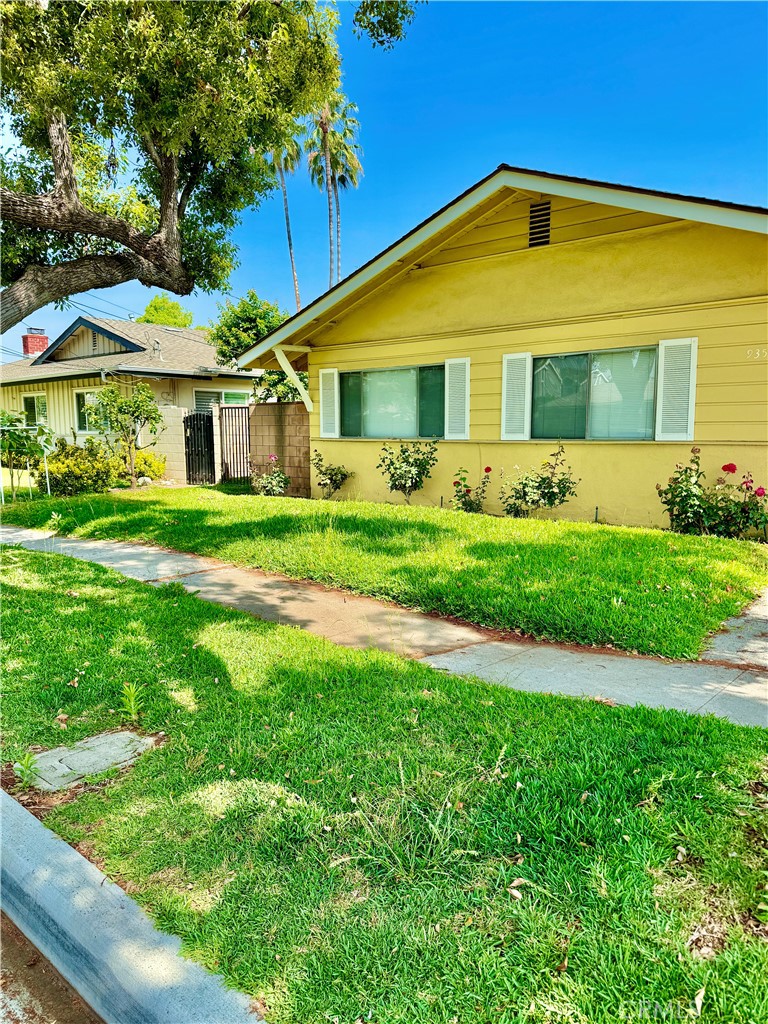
0 0 419 333
209 290 288 368
208 289 307 403
136 293 194 329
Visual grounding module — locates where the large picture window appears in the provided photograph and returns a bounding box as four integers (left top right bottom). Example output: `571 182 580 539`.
340 365 445 438
532 347 657 440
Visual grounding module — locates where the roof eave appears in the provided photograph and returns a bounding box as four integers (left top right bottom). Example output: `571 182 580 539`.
32 316 145 365
237 165 768 369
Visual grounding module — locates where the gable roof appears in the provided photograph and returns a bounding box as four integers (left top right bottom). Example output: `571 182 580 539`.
2 316 260 386
237 163 768 368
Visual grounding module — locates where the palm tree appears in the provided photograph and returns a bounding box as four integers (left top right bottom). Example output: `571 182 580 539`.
307 96 363 287
306 103 335 290
269 131 303 312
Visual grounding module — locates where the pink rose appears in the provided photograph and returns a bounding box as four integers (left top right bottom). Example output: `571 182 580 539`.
755 486 766 497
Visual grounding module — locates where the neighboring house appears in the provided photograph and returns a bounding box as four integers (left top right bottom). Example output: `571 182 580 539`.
1 317 260 440
238 165 768 526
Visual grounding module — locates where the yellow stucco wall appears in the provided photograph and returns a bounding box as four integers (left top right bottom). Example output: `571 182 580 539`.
298 200 767 526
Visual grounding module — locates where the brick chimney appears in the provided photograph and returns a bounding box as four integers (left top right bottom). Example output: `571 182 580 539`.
21 329 48 357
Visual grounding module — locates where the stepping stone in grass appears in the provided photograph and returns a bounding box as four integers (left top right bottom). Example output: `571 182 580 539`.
19 732 156 792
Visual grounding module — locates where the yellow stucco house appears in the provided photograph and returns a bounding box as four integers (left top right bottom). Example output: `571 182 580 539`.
239 165 768 526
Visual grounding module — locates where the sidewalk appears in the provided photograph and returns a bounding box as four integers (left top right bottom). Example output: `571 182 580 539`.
2 524 766 727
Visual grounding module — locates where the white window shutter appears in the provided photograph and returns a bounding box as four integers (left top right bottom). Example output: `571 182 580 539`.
319 369 340 438
655 338 697 441
444 358 470 440
501 353 532 440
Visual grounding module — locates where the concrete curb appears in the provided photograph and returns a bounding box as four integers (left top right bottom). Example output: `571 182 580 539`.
0 791 259 1024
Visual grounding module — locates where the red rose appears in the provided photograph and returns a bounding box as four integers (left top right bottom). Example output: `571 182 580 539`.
465 488 472 494
484 466 492 474
755 486 766 497
452 481 460 487
722 463 737 474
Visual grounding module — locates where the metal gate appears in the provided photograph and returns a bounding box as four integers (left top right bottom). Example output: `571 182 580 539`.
184 412 215 485
220 405 251 481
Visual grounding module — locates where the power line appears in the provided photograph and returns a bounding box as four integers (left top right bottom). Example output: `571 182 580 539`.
1 346 26 360
81 291 139 317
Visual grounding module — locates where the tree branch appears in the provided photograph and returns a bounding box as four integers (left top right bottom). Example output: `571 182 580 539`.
178 157 206 220
0 253 192 334
48 115 79 202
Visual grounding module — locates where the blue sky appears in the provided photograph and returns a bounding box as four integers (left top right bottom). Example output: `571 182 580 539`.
3 1 766 359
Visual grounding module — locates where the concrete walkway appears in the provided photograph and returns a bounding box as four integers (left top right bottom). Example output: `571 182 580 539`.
2 524 766 727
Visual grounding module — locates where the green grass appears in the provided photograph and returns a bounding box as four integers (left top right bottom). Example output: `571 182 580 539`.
3 488 767 659
3 548 768 1024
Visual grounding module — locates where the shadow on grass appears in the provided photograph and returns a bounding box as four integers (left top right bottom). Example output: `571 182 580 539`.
5 549 768 1021
2 491 765 658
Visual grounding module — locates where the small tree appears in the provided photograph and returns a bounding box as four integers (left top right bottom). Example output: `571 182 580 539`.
136 293 194 328
210 291 288 368
89 383 163 489
377 441 438 504
0 410 53 500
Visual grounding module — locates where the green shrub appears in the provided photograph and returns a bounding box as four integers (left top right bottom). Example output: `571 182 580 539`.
251 453 291 495
45 437 119 496
657 448 768 539
310 449 353 499
377 440 439 504
131 450 166 481
451 465 492 513
499 445 579 518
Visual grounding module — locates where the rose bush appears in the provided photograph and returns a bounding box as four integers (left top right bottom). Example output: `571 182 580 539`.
656 448 767 539
451 466 492 513
251 453 291 496
499 445 579 518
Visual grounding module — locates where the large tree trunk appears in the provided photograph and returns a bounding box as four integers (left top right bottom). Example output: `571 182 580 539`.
278 164 301 312
332 173 341 283
322 112 334 291
0 252 190 335
0 114 194 333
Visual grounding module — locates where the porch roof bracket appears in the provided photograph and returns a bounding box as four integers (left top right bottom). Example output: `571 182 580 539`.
273 345 313 412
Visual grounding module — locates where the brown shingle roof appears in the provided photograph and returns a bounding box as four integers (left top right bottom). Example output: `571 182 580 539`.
1 317 259 386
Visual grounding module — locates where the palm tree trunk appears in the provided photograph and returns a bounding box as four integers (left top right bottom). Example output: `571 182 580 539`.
277 164 301 312
333 173 341 283
322 116 334 291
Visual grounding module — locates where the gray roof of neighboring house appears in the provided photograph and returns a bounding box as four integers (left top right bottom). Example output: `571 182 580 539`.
1 317 260 386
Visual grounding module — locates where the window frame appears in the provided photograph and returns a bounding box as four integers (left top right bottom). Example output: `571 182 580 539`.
22 392 48 427
338 363 446 440
530 344 659 442
73 387 102 434
193 387 251 414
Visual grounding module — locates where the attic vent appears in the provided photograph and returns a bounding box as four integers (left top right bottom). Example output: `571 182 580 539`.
91 329 98 352
528 200 551 248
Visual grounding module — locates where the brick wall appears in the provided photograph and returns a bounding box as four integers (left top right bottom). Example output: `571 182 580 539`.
249 402 310 497
153 406 188 483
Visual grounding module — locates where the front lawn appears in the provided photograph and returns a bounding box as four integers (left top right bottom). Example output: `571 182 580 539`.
3 548 768 1024
3 488 766 659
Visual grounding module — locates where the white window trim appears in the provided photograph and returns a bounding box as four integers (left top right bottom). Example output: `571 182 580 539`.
502 342 675 443
73 387 102 434
444 357 471 441
193 387 251 411
335 363 448 440
655 337 698 442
